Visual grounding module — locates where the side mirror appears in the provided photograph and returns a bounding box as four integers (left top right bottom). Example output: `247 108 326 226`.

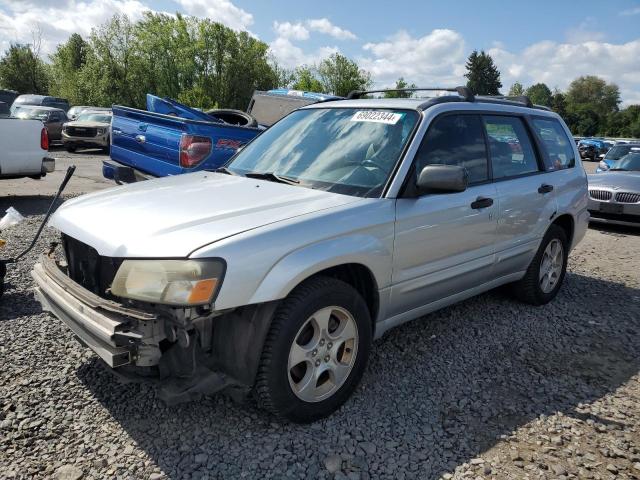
598 154 605 159
416 164 468 194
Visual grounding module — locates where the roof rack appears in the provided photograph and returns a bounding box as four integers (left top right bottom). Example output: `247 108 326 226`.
346 86 475 102
345 86 552 112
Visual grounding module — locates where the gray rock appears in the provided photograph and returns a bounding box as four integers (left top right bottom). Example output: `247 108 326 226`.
54 465 83 480
323 455 342 474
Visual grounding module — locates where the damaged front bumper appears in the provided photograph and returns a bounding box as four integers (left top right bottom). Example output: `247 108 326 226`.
32 255 163 368
32 254 276 404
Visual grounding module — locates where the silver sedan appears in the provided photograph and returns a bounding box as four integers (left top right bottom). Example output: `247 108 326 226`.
588 152 640 227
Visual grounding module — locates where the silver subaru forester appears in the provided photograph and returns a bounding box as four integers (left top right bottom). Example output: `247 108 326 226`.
32 87 588 422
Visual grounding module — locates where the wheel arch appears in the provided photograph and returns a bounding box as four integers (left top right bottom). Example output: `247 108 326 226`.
551 213 575 246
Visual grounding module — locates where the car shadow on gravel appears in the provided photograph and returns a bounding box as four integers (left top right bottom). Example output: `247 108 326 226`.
0 195 62 217
588 223 640 237
75 271 640 479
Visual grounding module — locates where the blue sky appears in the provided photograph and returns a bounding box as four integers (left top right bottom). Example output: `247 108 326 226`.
1 0 639 103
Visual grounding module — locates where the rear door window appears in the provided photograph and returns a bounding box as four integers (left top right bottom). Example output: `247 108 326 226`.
483 116 540 179
414 114 489 184
530 118 575 171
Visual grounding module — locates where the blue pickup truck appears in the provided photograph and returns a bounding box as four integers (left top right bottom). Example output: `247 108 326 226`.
104 90 340 183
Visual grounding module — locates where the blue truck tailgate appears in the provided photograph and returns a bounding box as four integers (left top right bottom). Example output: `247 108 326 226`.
106 105 260 181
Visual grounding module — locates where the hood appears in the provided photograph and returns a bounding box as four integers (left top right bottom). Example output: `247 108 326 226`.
588 171 640 190
64 120 110 128
50 172 363 258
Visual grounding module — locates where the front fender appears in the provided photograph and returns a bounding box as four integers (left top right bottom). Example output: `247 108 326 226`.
248 233 393 306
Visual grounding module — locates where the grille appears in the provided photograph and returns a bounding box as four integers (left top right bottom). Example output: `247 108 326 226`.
615 192 640 203
65 126 97 137
589 189 612 201
62 234 122 298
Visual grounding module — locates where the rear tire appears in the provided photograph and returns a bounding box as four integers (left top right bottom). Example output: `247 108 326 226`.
255 276 372 423
512 225 568 305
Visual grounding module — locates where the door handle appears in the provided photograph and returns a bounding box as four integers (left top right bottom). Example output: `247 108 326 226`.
135 135 146 144
470 196 493 209
112 128 122 135
538 184 554 194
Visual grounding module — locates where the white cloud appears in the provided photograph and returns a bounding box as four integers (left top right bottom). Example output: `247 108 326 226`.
0 0 153 56
620 6 640 15
359 29 467 88
273 21 309 41
306 18 356 40
175 0 253 31
268 36 339 69
489 39 640 106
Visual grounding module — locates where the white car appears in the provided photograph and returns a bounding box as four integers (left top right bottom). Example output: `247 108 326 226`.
0 117 54 179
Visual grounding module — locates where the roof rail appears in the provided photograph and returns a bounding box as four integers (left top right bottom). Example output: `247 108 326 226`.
346 86 475 102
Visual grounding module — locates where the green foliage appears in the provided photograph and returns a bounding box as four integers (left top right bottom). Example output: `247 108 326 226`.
48 13 281 110
291 66 324 93
49 34 90 104
564 76 621 136
464 50 502 95
0 43 50 94
525 83 552 106
383 78 417 98
508 82 524 97
317 53 371 97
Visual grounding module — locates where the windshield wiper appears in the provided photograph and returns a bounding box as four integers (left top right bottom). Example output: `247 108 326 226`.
608 168 628 171
244 171 300 185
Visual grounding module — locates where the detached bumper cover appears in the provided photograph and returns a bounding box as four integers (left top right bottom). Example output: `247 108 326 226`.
32 256 156 367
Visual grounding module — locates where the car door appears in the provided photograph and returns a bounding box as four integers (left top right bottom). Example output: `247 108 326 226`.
390 113 498 319
482 114 558 278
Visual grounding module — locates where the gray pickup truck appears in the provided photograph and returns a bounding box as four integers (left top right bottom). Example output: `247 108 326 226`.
33 87 588 422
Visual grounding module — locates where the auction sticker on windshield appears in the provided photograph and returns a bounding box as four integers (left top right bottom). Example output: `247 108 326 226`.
351 111 403 124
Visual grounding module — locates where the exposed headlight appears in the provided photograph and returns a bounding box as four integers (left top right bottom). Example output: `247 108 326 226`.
598 160 609 171
97 128 106 135
111 259 225 306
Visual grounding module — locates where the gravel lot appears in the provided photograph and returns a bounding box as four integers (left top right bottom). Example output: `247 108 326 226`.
1 155 639 480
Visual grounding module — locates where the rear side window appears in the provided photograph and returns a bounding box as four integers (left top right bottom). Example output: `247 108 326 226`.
415 114 488 184
531 118 575 170
483 116 539 179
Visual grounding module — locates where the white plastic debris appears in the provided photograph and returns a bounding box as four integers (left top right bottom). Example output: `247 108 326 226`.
0 207 25 230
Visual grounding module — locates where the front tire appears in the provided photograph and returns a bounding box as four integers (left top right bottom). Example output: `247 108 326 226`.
513 225 568 305
255 276 372 423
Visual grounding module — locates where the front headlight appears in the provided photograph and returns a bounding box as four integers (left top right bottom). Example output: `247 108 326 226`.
111 259 225 306
97 128 106 135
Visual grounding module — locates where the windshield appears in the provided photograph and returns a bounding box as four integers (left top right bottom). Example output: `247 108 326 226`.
227 108 419 197
605 145 636 160
16 109 49 120
611 153 640 171
76 113 111 123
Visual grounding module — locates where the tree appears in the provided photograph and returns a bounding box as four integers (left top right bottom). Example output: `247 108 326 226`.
564 76 621 136
0 43 50 94
384 77 417 98
565 76 620 113
317 53 371 97
49 34 90 104
508 82 524 96
550 89 567 119
291 66 323 92
464 50 502 95
525 83 552 106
